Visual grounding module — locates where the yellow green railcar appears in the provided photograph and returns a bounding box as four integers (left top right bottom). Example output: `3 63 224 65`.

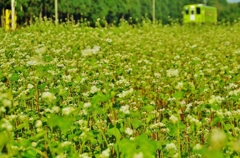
183 4 217 24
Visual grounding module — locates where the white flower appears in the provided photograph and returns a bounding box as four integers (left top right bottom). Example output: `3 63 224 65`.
52 106 60 113
175 82 183 90
174 55 180 59
81 109 88 115
165 142 177 151
109 83 114 88
0 107 6 113
42 92 56 102
233 138 240 153
31 142 37 147
100 148 110 158
83 102 91 108
208 95 224 104
229 83 238 89
62 75 72 82
108 143 114 147
233 49 240 55
133 152 144 158
82 92 89 97
169 115 178 124
1 119 13 131
90 85 99 94
210 128 226 149
117 88 133 98
193 143 202 150
27 83 34 89
125 127 133 135
57 63 65 67
228 89 240 96
120 105 130 114
106 38 112 43
62 107 75 115
92 46 100 54
35 120 42 128
167 97 176 102
37 127 43 133
79 153 91 158
187 115 202 127
150 122 165 129
154 72 161 78
80 132 87 139
166 69 179 77
35 46 47 54
56 153 67 158
82 49 93 57
82 46 100 56
61 141 72 147
77 119 87 127
8 115 17 121
2 99 11 107
26 59 39 66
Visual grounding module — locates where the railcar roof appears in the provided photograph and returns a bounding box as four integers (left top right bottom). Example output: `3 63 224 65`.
184 4 216 8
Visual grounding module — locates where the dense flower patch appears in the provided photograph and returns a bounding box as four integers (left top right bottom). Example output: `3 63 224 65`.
0 21 240 158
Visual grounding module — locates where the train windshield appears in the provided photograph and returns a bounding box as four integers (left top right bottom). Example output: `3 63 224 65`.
196 7 201 14
185 8 189 14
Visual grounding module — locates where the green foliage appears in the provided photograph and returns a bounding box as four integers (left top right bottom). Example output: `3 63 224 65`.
0 21 240 157
47 115 75 133
118 134 158 158
1 0 239 26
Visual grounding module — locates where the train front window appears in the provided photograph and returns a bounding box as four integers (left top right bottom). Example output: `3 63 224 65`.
196 7 201 14
185 8 189 14
191 10 194 15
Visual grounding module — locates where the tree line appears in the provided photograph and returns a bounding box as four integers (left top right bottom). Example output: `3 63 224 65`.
0 0 240 27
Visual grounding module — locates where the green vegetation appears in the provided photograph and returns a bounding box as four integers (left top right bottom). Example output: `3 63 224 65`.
0 0 240 26
0 20 240 157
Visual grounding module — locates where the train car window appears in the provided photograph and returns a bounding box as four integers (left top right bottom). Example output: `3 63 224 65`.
196 7 201 14
191 10 194 15
185 8 189 14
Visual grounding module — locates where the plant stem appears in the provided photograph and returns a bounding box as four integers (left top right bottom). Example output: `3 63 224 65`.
177 120 181 158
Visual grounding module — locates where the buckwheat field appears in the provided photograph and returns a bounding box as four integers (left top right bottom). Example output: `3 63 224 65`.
0 20 240 158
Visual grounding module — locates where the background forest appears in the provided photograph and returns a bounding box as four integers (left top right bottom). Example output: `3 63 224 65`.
0 0 240 27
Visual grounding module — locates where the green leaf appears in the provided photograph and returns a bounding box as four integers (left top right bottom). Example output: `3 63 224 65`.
19 139 31 148
212 116 221 126
107 127 121 142
10 73 18 82
86 131 97 144
0 132 9 151
168 124 177 136
179 122 186 130
16 123 26 130
173 90 184 99
202 148 224 158
92 92 108 105
134 134 158 157
30 131 46 141
211 104 220 110
131 119 143 129
117 138 136 157
110 91 117 98
118 134 157 158
146 114 155 123
37 82 47 90
141 105 155 112
22 149 37 158
47 115 74 133
94 106 105 115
